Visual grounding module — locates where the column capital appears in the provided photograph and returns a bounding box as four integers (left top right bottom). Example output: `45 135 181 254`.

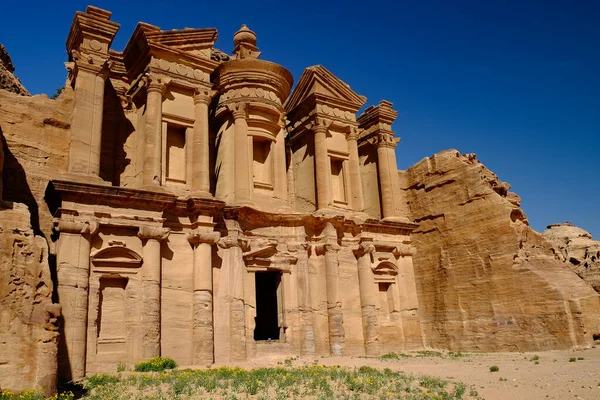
217 234 250 251
194 88 216 105
309 117 331 134
393 243 416 258
138 226 170 241
146 74 169 95
376 133 400 149
347 127 361 141
69 51 113 81
56 218 99 236
188 230 221 246
228 102 248 119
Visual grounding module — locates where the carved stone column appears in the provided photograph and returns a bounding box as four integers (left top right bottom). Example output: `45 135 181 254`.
192 89 213 195
313 119 331 209
188 230 221 364
353 239 380 355
230 103 251 203
138 226 170 358
218 233 249 362
68 61 111 177
347 128 364 211
289 242 314 356
323 241 344 356
143 76 166 188
274 120 289 201
56 218 99 381
377 133 401 218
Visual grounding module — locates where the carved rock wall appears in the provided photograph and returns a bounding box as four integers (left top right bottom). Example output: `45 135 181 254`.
0 125 59 394
0 88 72 241
542 223 600 293
405 150 600 351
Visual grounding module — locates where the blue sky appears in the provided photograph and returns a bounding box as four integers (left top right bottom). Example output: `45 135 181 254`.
1 0 598 237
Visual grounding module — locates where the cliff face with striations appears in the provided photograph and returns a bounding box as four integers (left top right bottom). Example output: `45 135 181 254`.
404 150 600 351
0 127 60 395
542 223 600 293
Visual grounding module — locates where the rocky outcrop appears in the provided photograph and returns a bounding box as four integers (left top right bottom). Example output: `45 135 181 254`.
542 223 600 293
0 126 59 395
404 150 600 351
0 44 30 96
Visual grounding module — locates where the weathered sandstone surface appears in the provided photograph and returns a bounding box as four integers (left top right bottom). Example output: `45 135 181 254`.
0 129 59 395
404 150 600 351
0 44 30 96
542 223 600 293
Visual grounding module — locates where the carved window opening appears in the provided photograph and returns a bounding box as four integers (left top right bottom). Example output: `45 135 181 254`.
373 261 399 321
97 277 128 348
166 124 187 183
378 282 395 319
330 157 347 204
253 137 274 191
254 271 281 341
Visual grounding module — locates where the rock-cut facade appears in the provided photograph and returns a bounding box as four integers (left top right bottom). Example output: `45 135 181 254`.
1 6 600 395
51 6 423 379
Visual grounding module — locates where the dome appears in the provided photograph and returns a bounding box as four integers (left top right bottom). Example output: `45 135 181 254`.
233 24 257 48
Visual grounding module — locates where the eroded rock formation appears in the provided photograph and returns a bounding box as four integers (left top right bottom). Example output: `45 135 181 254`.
0 44 30 96
404 150 600 351
0 130 59 395
542 223 600 293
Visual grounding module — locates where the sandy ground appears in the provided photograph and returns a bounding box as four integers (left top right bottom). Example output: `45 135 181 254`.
199 346 600 400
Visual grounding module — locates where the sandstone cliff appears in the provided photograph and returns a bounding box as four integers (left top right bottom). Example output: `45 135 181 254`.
404 150 600 351
0 44 30 96
542 223 600 293
0 129 59 395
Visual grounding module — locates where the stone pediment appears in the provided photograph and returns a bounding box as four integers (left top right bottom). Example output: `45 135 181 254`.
91 246 142 267
123 23 219 81
284 65 366 115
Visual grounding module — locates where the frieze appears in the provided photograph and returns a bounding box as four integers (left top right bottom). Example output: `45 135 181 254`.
149 58 209 82
219 87 282 106
316 104 356 122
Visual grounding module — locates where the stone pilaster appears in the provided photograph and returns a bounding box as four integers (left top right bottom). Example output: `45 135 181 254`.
192 88 214 195
376 133 401 219
217 233 249 362
323 241 344 356
274 119 289 201
138 226 170 358
55 218 99 381
143 75 167 189
187 230 221 364
288 242 315 356
312 119 331 210
353 239 380 355
230 103 252 204
68 60 111 177
347 128 365 211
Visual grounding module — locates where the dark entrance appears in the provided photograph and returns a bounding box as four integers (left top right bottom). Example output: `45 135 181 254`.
254 271 280 341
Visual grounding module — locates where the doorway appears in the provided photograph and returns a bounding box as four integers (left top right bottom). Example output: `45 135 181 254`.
254 271 281 341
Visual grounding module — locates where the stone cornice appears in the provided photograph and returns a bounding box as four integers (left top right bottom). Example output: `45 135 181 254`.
50 180 176 212
66 6 120 57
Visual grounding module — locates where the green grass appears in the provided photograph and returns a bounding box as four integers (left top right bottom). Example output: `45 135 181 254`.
76 365 474 399
380 352 412 360
0 390 74 400
134 356 177 372
489 366 499 372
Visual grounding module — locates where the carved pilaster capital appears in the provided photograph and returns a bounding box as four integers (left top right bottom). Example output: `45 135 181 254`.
146 74 169 95
228 102 248 120
376 133 400 149
392 243 416 257
70 51 113 80
353 242 376 258
347 127 361 141
194 88 216 105
309 117 331 134
56 218 99 236
218 234 250 251
188 230 221 246
138 226 170 241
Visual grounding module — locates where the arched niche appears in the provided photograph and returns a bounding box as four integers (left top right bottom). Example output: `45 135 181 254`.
372 261 399 319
